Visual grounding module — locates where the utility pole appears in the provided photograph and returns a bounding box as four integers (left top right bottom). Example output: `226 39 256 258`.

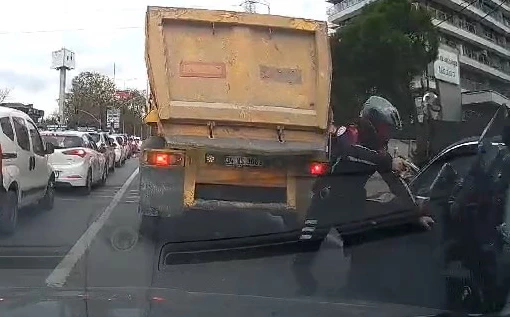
242 0 256 12
58 68 66 123
241 0 270 13
51 48 75 125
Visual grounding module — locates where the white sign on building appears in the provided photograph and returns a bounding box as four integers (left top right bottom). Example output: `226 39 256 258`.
433 48 460 85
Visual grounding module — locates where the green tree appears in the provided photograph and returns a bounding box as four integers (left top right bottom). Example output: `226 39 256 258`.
115 89 147 137
65 72 116 129
44 111 60 125
330 0 439 124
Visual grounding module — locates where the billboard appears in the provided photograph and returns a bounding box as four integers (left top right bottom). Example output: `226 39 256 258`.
114 90 133 101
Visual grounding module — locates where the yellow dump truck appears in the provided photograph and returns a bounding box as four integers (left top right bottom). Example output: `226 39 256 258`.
140 6 332 235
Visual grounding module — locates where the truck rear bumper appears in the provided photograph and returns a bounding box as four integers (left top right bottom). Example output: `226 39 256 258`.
140 197 298 217
189 199 294 213
139 153 314 220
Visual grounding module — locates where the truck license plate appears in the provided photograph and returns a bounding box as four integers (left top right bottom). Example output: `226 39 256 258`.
224 156 263 168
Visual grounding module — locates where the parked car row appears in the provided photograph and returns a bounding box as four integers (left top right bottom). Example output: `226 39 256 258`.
0 105 143 234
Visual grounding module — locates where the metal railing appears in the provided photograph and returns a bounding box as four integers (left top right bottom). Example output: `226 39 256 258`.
327 0 376 16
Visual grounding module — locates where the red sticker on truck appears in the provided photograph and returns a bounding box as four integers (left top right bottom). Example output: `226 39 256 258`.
180 61 226 79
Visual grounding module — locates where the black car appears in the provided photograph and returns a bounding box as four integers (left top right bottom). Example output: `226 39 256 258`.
409 136 503 199
336 136 503 237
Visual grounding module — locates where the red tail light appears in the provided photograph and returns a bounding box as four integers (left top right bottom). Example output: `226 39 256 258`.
309 162 329 176
147 151 184 167
63 149 87 158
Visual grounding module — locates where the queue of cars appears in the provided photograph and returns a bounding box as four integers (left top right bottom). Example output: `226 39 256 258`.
0 105 142 234
40 130 140 193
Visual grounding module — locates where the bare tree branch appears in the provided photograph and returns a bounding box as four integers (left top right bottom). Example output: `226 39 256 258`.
0 88 11 103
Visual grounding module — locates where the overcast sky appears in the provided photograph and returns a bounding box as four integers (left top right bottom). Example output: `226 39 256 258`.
0 0 329 117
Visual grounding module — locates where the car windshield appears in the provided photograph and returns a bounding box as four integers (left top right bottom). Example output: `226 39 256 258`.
42 135 84 149
4 2 510 317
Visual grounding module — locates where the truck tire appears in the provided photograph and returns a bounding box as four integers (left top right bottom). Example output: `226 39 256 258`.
139 136 169 241
139 215 158 240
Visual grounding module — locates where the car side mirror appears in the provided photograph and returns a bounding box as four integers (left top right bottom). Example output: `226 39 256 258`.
45 142 55 155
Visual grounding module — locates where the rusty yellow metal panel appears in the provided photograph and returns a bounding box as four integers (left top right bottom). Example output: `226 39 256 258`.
143 109 159 124
145 6 331 131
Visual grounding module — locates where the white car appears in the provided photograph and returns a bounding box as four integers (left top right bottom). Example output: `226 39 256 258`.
89 131 116 172
109 134 128 167
0 106 55 234
41 131 107 194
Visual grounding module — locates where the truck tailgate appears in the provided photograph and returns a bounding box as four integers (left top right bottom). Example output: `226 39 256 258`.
145 6 331 131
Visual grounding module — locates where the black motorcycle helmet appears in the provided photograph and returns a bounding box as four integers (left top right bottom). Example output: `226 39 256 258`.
359 96 402 145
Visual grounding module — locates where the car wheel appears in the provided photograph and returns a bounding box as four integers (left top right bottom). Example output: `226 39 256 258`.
40 177 55 211
100 165 107 186
110 158 116 172
0 190 18 235
81 170 92 195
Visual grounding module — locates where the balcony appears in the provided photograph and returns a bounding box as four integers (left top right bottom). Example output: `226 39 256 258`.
460 77 491 91
327 0 377 23
425 12 510 57
491 0 510 15
462 90 510 106
435 0 510 34
459 54 510 82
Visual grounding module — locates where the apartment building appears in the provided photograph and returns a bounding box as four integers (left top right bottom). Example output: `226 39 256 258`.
327 0 510 110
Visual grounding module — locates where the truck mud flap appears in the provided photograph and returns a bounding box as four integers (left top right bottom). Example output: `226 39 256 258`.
139 165 185 217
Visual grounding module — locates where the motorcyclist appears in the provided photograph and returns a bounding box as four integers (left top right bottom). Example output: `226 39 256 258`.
292 96 415 295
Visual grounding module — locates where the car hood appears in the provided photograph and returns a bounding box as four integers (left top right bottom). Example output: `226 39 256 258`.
0 287 445 317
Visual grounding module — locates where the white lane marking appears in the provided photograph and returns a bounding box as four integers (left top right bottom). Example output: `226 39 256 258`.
46 168 140 288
